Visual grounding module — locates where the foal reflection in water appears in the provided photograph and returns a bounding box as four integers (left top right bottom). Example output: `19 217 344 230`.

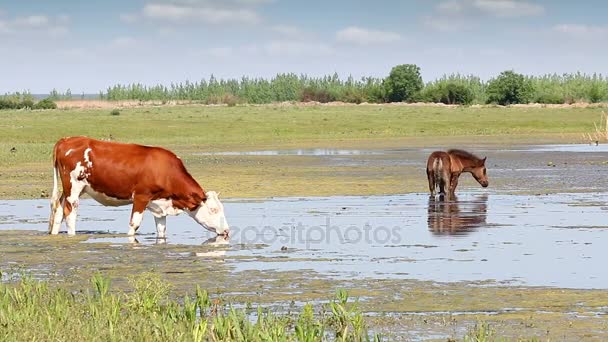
426 149 489 199
427 194 488 236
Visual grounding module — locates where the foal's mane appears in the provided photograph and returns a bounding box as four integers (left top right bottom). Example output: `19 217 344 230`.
447 149 484 164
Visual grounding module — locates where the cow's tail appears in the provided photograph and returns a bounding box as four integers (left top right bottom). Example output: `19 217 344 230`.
48 144 61 233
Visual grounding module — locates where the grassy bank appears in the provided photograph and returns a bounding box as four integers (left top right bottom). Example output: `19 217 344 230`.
0 104 603 199
0 272 380 341
2 230 607 340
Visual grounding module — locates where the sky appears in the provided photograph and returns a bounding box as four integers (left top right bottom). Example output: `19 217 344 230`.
1 0 607 93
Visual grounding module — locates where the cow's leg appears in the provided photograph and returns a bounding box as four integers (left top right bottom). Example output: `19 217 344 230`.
64 181 86 236
128 195 150 236
154 215 167 239
50 194 65 235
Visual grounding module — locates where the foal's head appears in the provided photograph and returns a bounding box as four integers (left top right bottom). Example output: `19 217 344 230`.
471 157 489 188
448 149 489 188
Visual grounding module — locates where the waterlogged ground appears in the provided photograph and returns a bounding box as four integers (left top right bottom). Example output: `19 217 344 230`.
2 144 608 340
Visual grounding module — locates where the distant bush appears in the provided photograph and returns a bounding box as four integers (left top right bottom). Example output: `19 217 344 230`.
486 70 533 105
33 98 57 110
589 83 607 103
300 87 336 103
0 92 37 110
110 109 121 116
533 92 565 104
421 82 474 105
384 64 423 102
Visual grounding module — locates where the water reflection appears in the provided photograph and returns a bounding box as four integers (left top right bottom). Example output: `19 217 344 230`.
427 194 488 236
195 235 230 258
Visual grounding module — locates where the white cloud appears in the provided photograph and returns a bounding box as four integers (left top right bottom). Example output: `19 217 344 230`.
553 24 608 39
119 13 139 23
111 36 137 48
436 0 465 13
142 3 260 24
206 47 234 58
271 24 303 37
263 40 334 57
167 0 273 5
432 0 544 19
14 15 49 28
0 21 9 34
0 13 69 36
422 15 472 32
336 26 401 46
426 0 544 32
472 0 544 17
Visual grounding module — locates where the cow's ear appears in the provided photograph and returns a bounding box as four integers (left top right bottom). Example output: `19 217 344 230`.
482 157 487 165
217 192 221 198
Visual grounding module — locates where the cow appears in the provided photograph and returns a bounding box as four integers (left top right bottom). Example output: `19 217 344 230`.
48 136 229 238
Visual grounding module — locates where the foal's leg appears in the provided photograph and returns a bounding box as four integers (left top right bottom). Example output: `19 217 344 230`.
449 174 459 197
441 170 451 196
427 169 436 196
128 194 151 235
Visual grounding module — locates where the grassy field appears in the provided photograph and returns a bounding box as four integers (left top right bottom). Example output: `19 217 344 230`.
0 104 604 199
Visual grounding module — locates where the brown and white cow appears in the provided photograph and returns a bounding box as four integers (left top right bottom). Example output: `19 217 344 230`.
48 136 229 238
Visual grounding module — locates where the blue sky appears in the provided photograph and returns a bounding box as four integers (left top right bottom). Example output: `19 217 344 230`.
1 0 607 93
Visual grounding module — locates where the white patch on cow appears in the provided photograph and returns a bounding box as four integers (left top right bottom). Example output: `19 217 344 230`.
66 162 88 236
84 186 132 207
68 162 87 203
147 199 183 217
83 148 93 168
128 211 143 235
65 149 73 156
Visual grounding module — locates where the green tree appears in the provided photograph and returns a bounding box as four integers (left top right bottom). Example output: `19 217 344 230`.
486 70 533 105
384 64 423 102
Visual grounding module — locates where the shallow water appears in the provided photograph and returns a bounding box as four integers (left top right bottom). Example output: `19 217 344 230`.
2 191 608 289
526 144 608 153
193 149 382 156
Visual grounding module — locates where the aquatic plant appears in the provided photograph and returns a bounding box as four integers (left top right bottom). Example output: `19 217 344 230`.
0 272 381 341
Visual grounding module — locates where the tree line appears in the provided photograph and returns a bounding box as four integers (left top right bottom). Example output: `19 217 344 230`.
101 66 608 105
2 65 608 109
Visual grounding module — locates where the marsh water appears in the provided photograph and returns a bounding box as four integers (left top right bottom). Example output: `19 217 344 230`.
2 144 608 291
2 191 608 289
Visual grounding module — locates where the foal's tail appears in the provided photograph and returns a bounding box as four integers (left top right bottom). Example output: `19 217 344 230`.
48 144 61 233
432 158 443 185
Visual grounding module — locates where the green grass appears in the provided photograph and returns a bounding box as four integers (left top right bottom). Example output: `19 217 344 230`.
0 272 380 342
1 104 602 149
0 104 604 199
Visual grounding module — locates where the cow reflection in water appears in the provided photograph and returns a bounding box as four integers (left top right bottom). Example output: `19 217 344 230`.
195 235 230 259
427 194 488 236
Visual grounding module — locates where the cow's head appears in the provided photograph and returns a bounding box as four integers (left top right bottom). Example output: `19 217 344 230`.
190 191 230 236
